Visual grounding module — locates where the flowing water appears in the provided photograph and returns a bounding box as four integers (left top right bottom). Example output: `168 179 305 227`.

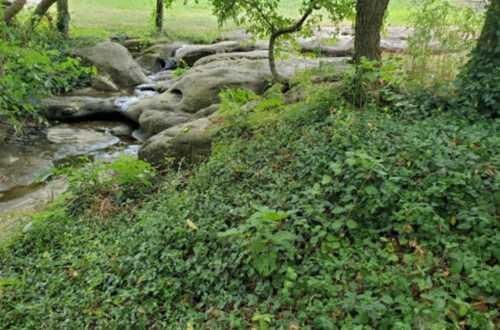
0 72 167 215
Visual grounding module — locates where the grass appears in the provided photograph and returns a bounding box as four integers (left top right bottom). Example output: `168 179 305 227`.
67 0 416 41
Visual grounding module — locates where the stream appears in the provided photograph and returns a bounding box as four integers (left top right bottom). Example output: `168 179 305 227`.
0 71 168 215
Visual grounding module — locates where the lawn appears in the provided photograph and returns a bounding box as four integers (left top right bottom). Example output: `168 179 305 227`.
68 0 416 40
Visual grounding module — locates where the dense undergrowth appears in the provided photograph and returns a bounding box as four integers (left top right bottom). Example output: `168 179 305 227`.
0 20 93 130
0 73 498 328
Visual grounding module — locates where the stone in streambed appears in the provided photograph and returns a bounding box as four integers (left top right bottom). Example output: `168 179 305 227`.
139 116 217 164
72 41 149 88
91 74 120 92
139 110 193 137
47 125 120 159
0 145 53 194
174 41 254 66
42 96 122 121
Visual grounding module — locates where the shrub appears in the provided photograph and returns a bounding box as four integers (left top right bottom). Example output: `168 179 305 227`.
0 25 94 130
406 0 483 87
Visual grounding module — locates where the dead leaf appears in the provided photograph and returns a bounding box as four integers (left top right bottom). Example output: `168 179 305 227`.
186 219 198 231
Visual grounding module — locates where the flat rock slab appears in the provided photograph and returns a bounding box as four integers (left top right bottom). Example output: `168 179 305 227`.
0 145 53 194
42 96 122 121
47 125 121 159
0 178 68 214
175 41 254 66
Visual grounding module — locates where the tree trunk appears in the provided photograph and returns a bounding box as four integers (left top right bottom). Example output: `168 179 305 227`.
30 0 57 29
3 0 26 25
155 0 164 33
473 0 499 58
56 0 69 37
353 0 390 62
267 2 316 83
459 0 500 116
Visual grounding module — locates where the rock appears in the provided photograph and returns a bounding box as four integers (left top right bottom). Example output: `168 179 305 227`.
119 38 154 53
72 41 149 88
0 123 8 143
42 96 122 121
149 70 175 82
193 50 269 67
0 178 68 214
175 41 253 66
91 74 120 92
0 145 53 194
300 35 354 57
126 57 273 122
139 110 193 137
132 129 147 142
109 124 134 137
136 53 174 74
47 125 121 159
143 42 186 59
139 116 217 164
66 87 122 98
195 104 220 118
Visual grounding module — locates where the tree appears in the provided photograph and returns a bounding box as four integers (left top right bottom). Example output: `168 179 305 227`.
3 0 26 25
155 0 164 33
30 0 57 30
56 0 70 37
353 0 390 62
459 0 499 116
211 0 353 83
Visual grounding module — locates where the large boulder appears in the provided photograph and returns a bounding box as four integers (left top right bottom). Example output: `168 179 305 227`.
139 116 217 164
130 54 349 139
72 41 149 88
42 96 122 121
138 110 193 137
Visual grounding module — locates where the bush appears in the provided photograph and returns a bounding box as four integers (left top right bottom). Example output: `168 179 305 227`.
0 25 94 130
406 0 483 87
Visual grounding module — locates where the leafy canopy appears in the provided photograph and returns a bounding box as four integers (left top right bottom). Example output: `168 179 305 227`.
211 0 354 40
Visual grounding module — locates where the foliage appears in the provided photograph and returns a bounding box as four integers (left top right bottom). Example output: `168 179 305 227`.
62 156 157 216
0 25 94 129
218 207 295 278
0 79 498 328
457 0 500 117
211 0 353 81
341 57 407 108
406 0 483 87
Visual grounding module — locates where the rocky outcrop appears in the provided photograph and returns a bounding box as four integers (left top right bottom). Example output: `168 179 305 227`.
127 57 273 126
72 41 149 88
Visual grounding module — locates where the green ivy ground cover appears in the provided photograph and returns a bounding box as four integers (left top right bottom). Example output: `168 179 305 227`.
0 85 498 329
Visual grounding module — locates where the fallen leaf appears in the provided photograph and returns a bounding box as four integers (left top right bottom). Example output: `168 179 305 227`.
186 219 198 231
